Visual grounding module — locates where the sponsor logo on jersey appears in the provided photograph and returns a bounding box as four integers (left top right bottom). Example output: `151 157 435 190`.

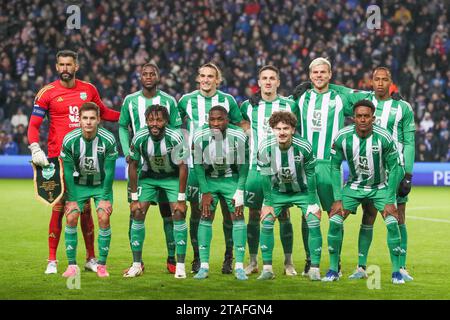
279 167 294 183
358 156 371 175
311 110 322 131
42 163 56 180
69 105 79 123
80 92 87 100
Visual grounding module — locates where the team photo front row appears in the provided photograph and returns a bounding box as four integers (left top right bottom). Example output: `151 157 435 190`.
53 101 407 284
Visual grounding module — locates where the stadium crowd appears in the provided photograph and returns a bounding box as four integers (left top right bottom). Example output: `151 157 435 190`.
0 0 449 161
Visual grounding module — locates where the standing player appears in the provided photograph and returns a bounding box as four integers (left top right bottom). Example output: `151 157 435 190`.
322 100 404 284
60 102 118 278
27 50 120 274
240 65 298 276
257 111 322 280
124 105 188 279
330 67 415 281
178 62 249 274
192 106 249 280
119 62 182 274
292 58 353 277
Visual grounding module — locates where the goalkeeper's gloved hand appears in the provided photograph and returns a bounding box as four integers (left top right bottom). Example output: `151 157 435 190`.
292 81 312 100
232 189 244 207
249 90 262 107
397 173 412 197
391 92 404 101
29 142 49 167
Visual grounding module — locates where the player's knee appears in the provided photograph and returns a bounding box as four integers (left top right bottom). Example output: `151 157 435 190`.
190 203 201 219
261 215 275 230
66 213 79 227
132 209 146 221
97 213 110 229
173 210 185 221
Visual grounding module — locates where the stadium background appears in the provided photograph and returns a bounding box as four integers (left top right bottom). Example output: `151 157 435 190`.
0 0 449 300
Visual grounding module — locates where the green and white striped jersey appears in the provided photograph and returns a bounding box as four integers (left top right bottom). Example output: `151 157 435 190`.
178 90 243 166
241 96 297 169
129 126 187 179
258 134 316 193
60 127 119 186
193 124 249 178
119 89 182 134
336 87 415 166
295 88 353 160
331 124 400 191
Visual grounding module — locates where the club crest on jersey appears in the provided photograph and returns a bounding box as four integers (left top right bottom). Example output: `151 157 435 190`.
80 92 87 100
294 155 303 162
42 163 56 180
372 145 379 153
97 146 105 154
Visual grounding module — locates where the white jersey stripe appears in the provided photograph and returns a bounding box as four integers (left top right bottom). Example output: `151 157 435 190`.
316 92 330 159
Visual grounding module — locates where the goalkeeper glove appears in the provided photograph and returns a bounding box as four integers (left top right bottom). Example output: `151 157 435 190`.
397 173 412 197
232 189 244 207
391 92 404 101
292 81 312 100
29 142 49 167
249 90 262 107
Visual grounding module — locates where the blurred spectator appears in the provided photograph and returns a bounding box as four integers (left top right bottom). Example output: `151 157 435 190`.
10 108 28 131
420 112 435 133
3 134 19 155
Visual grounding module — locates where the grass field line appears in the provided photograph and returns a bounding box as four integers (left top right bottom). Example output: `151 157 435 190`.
407 216 450 224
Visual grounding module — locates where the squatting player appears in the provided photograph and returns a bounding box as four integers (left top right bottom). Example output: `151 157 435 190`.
27 50 120 274
240 65 298 276
60 102 118 278
257 111 322 280
178 62 249 274
119 62 182 274
124 105 188 279
322 100 404 284
192 106 249 280
330 67 415 281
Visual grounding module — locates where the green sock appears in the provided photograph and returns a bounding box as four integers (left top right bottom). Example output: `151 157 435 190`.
98 227 111 265
130 219 145 263
247 218 260 255
385 215 401 273
223 219 233 254
198 219 213 264
173 220 188 263
306 214 322 267
189 216 200 256
128 214 132 243
163 216 175 258
327 215 343 272
358 224 373 267
399 224 408 268
279 219 293 256
65 225 78 265
232 219 247 264
260 217 274 265
301 215 310 260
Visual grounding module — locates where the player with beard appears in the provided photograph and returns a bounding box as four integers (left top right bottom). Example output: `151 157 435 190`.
119 62 182 275
28 50 120 274
125 105 188 278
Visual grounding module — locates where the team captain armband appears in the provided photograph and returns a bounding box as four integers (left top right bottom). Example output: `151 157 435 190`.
32 105 47 118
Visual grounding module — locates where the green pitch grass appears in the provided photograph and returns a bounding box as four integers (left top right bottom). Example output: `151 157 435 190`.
0 179 449 300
